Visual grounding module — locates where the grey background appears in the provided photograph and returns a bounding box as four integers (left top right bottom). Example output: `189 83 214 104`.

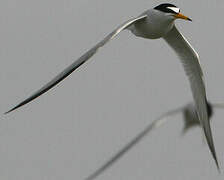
0 0 224 179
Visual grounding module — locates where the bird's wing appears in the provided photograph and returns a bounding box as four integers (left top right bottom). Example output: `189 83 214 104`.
163 25 219 169
84 107 183 180
5 15 147 114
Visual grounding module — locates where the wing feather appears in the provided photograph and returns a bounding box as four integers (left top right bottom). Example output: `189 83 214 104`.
163 25 219 169
6 15 147 114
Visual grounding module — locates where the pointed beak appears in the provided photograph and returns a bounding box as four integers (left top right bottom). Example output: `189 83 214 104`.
174 13 192 21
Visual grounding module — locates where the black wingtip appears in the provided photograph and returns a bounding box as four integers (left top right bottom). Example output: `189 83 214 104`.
214 157 221 173
4 107 16 114
208 142 220 172
4 111 9 115
205 131 220 172
4 104 22 114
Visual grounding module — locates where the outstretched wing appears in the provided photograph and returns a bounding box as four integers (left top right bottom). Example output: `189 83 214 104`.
84 108 182 180
163 25 219 169
6 15 147 114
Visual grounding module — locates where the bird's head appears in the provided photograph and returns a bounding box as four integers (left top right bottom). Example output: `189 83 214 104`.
154 3 192 22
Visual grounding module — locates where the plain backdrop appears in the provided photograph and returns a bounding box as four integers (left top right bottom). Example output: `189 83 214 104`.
0 0 224 179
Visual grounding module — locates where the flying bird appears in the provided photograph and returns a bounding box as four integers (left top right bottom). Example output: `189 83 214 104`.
85 101 223 180
5 3 218 169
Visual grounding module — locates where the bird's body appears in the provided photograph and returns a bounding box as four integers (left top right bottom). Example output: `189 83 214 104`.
129 10 175 39
6 3 219 170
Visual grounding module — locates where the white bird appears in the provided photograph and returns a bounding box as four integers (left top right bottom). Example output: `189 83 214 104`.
6 3 218 169
85 101 223 180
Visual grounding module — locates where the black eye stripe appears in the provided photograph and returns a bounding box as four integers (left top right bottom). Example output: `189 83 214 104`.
154 3 179 14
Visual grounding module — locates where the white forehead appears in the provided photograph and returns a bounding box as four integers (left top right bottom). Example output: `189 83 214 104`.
167 7 180 13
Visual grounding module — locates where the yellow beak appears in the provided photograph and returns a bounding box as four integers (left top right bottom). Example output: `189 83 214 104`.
174 13 192 21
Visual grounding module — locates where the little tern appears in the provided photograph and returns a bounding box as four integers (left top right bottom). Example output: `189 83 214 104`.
5 3 219 169
85 101 222 180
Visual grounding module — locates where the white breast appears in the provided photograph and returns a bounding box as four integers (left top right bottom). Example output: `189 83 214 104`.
129 9 175 39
